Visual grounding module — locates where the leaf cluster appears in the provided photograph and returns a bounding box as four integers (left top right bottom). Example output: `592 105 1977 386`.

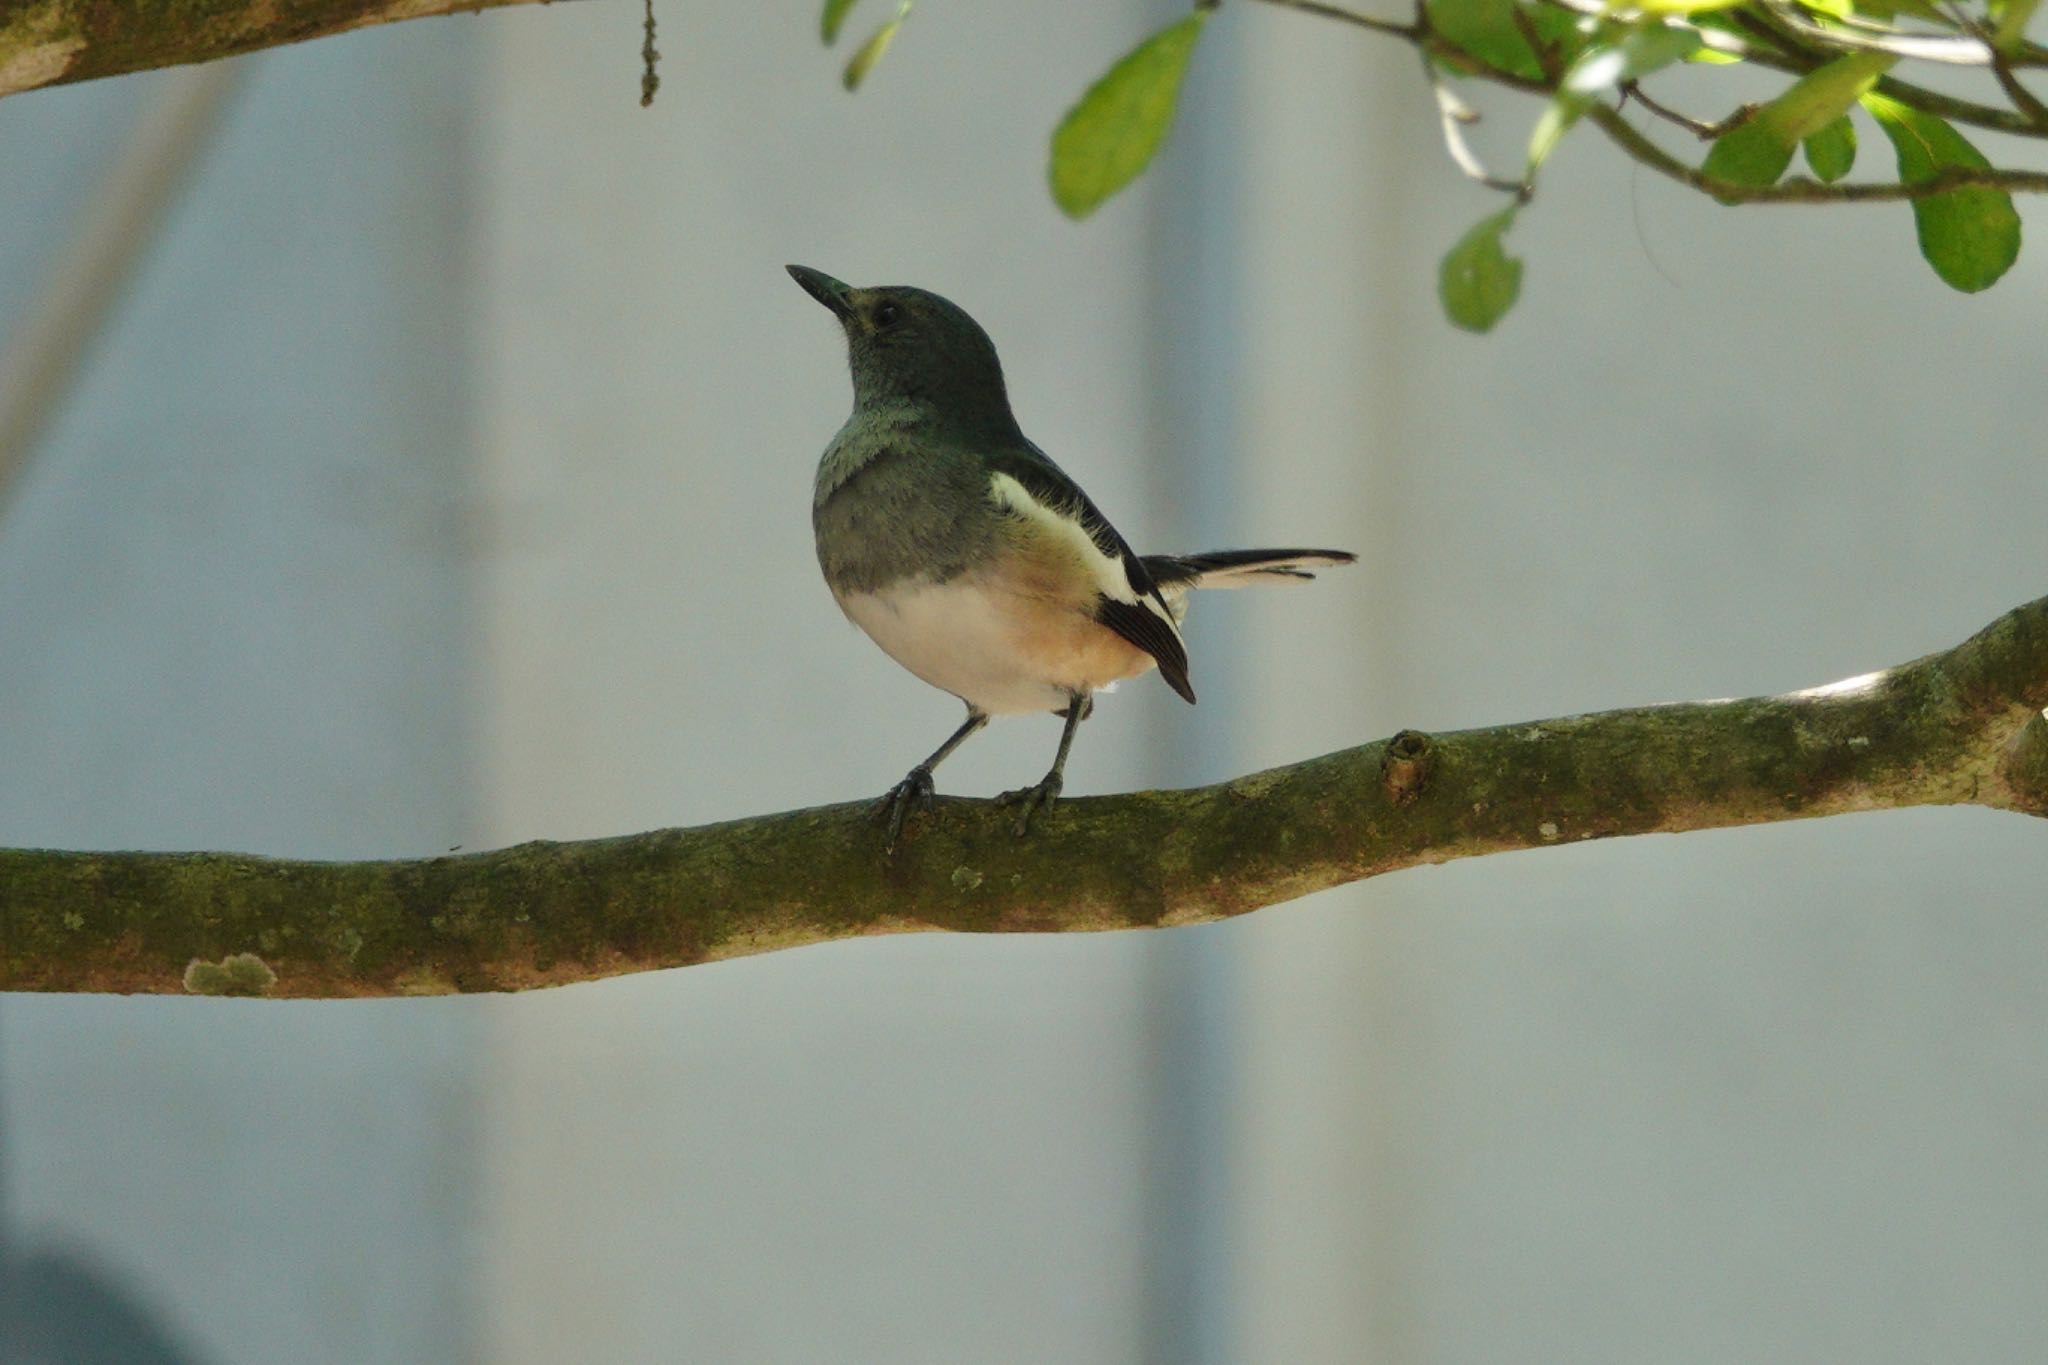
820 0 2046 328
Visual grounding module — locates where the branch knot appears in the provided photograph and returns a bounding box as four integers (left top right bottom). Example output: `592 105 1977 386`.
1380 729 1435 806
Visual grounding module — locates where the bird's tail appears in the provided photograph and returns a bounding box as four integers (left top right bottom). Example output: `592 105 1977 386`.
1141 548 1356 591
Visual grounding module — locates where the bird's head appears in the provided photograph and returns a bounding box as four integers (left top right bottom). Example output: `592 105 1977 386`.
787 265 1019 435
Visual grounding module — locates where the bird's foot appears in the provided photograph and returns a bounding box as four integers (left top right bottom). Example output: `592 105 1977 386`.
868 765 936 849
995 771 1063 837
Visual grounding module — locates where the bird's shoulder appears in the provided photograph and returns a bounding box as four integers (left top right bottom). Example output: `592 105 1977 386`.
980 446 1131 564
980 443 1173 600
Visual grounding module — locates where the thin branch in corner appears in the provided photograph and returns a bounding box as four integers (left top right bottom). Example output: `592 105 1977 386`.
0 0 581 101
641 0 661 107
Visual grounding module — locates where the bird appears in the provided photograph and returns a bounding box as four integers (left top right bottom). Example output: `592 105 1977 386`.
790 265 1355 845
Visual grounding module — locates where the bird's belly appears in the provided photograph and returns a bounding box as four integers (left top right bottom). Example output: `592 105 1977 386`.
837 577 1155 716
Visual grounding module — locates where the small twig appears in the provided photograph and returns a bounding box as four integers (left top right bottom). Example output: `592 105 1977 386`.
1760 0 1995 64
1869 72 2048 136
1622 82 1751 141
1821 6 1961 40
640 0 660 107
1731 4 1830 60
0 65 243 519
1793 0 2048 66
1509 4 1565 82
1991 55 2048 128
1242 0 1417 39
1428 58 1534 198
1962 12 2048 129
1588 102 2048 201
1424 39 1553 95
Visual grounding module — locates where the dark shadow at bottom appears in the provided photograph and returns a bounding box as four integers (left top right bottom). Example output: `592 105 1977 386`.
1 1248 207 1365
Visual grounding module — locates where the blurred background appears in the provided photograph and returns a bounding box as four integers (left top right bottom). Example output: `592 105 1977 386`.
2 1 2045 1360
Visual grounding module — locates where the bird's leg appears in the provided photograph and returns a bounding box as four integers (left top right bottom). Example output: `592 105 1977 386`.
997 693 1091 837
871 708 989 848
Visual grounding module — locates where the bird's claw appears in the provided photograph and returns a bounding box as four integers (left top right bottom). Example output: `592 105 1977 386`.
995 772 1063 837
869 765 936 849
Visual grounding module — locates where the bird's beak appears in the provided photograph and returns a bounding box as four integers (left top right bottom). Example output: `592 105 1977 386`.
787 264 855 321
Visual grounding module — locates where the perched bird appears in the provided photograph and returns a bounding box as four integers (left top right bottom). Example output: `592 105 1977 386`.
790 265 1354 844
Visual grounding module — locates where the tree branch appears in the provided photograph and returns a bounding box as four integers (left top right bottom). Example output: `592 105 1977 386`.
1588 103 2048 202
5 592 2044 1000
1622 82 1749 141
1429 57 1534 197
0 0 567 100
1243 0 1417 41
1757 0 1997 66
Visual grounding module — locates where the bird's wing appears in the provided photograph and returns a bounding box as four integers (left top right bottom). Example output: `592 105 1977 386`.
983 446 1194 703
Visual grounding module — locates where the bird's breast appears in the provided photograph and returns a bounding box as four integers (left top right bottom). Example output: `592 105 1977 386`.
836 572 1155 716
812 443 994 595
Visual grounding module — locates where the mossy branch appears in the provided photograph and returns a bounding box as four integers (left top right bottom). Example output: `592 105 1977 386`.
0 0 566 100
5 592 2044 999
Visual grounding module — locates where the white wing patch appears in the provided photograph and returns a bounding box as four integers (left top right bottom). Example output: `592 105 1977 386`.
986 471 1142 605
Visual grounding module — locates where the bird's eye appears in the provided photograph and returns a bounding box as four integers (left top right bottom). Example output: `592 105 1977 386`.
873 302 900 327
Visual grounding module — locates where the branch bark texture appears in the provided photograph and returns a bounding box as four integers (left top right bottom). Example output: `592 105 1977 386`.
0 0 556 99
5 593 2045 999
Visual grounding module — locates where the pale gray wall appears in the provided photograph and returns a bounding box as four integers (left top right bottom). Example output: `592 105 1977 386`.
0 32 481 1365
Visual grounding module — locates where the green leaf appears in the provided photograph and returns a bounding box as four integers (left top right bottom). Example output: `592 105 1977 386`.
1439 208 1524 332
1628 0 1746 11
1428 0 1587 84
1802 115 1856 183
1049 13 1208 219
1699 53 1894 200
1525 97 1580 175
1755 50 1894 143
821 0 859 45
842 1 910 91
1700 119 1795 198
1864 93 2022 292
1427 0 1536 80
1527 6 1591 66
1995 0 2043 49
